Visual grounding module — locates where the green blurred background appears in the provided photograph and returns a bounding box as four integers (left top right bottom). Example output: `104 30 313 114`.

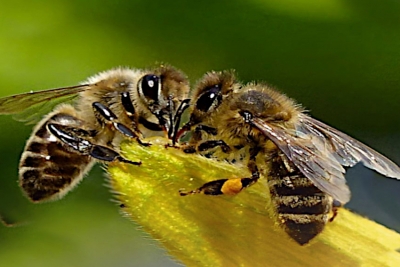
0 0 400 266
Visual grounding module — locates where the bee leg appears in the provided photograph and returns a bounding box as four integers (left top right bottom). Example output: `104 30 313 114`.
195 124 218 135
92 102 151 147
180 147 260 196
179 167 259 196
120 92 137 122
329 199 342 222
182 146 197 154
181 124 220 153
90 145 141 165
120 91 161 137
198 140 231 153
47 123 141 165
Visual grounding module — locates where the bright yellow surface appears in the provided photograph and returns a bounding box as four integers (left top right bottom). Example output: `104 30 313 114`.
109 137 400 267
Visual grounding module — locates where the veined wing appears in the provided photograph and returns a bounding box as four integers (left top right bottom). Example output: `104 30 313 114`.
299 115 400 179
252 115 400 204
0 84 89 124
251 117 351 203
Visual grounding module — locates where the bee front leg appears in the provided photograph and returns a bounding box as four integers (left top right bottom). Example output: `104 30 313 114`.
120 91 154 140
197 140 231 153
92 101 151 147
180 146 260 196
181 124 229 153
47 123 141 165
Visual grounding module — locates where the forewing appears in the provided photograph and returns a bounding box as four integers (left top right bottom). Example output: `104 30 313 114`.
0 84 89 124
299 115 400 179
251 117 351 203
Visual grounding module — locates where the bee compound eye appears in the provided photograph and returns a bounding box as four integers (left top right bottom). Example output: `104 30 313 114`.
140 74 160 101
195 85 221 112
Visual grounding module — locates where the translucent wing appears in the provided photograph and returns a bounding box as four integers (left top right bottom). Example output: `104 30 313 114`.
0 84 89 124
251 115 400 204
252 117 350 203
299 115 400 179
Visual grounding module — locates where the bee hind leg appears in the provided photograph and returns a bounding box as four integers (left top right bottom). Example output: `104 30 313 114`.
179 174 258 196
329 199 342 222
180 149 260 196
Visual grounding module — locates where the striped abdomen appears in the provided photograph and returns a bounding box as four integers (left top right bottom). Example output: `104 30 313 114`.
19 107 94 202
267 153 334 245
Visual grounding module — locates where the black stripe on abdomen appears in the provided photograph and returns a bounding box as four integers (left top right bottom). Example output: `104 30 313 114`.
268 160 333 245
20 138 91 202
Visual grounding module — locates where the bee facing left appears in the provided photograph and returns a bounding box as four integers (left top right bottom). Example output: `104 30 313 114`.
176 70 400 245
0 65 190 202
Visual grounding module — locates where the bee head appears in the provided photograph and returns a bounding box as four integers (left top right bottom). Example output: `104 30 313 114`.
188 70 236 125
137 65 190 137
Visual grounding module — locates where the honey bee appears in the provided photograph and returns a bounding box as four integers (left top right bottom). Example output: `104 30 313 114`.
0 65 190 203
176 70 400 245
